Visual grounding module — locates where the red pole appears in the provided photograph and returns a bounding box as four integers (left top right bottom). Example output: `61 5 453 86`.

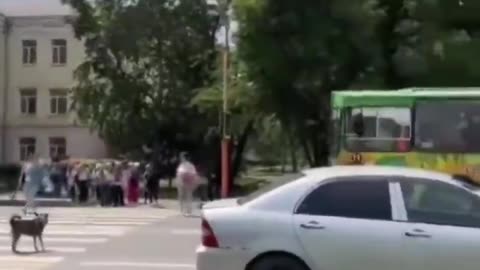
221 137 231 198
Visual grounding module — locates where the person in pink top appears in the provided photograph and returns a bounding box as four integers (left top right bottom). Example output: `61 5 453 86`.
127 167 140 205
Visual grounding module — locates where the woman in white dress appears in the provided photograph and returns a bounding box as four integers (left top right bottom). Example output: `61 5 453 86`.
176 153 199 216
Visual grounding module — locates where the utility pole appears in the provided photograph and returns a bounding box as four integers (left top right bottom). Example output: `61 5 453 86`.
219 0 232 198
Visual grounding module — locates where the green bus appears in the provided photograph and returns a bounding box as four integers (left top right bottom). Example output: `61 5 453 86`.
331 88 480 183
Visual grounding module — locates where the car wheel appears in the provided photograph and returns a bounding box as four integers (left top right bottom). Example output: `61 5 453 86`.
250 254 308 270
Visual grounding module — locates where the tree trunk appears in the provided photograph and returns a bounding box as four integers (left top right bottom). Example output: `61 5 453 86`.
299 133 314 167
230 119 255 183
288 132 298 172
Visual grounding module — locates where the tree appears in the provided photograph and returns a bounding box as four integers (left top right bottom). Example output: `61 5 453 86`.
376 0 480 88
191 53 258 182
63 0 219 161
235 0 384 166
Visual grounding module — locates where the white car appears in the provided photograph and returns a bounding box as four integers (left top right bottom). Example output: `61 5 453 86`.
196 165 480 270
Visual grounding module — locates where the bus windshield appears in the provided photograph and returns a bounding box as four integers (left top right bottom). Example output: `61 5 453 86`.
415 100 480 153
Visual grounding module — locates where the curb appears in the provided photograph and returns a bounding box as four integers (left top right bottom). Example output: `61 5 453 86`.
0 199 76 207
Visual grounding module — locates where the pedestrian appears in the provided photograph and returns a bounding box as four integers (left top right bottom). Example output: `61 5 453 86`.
67 163 77 202
94 163 105 205
127 168 140 205
77 163 90 203
176 153 199 216
18 156 48 215
145 164 159 205
112 163 125 207
50 157 63 197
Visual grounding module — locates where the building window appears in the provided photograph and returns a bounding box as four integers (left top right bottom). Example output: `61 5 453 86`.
49 89 68 115
19 137 36 161
49 137 67 159
52 39 67 65
22 40 37 65
20 88 37 115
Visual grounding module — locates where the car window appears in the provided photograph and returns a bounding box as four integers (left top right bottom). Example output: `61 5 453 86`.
400 179 480 228
296 179 392 221
237 173 304 205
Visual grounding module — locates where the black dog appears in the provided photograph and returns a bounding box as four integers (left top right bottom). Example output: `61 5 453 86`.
10 213 49 253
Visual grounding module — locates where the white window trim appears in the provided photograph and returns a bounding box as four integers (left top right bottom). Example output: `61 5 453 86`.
22 44 36 65
49 138 67 158
52 40 67 65
49 91 68 115
19 138 36 161
20 90 37 116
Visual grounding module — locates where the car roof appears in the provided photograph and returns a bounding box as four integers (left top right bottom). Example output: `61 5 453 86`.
301 165 459 186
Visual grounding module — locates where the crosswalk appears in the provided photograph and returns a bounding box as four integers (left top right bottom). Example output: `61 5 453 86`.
0 207 177 270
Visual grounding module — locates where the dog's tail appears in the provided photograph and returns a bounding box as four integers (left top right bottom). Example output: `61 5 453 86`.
9 215 21 226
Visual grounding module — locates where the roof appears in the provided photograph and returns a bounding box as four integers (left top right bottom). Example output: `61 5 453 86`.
332 87 480 108
302 165 461 186
0 0 74 17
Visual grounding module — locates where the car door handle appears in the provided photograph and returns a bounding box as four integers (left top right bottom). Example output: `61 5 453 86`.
404 230 431 239
300 221 325 230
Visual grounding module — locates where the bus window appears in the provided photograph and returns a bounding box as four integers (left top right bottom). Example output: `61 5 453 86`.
415 101 480 152
330 109 341 164
345 107 411 152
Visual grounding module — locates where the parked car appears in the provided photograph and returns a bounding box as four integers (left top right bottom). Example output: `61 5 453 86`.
196 165 480 270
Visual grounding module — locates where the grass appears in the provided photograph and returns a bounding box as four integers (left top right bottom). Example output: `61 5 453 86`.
158 166 283 199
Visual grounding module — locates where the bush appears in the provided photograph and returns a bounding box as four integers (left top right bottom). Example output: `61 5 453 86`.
0 164 21 191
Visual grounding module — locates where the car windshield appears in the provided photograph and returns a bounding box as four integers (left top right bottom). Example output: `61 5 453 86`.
237 173 304 205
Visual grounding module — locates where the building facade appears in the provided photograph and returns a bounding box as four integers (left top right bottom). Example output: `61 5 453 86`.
0 14 107 163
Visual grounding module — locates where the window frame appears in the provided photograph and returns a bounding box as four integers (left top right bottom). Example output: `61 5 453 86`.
52 39 67 65
294 176 397 221
19 88 37 115
394 177 480 228
22 40 37 65
342 106 413 153
329 108 341 163
49 137 67 158
49 89 68 115
19 137 36 161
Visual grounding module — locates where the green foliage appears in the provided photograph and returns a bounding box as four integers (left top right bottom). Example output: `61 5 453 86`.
235 0 385 166
63 0 218 154
234 0 480 167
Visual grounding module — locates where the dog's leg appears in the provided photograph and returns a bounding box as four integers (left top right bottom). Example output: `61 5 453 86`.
33 236 39 252
11 233 19 253
39 234 45 252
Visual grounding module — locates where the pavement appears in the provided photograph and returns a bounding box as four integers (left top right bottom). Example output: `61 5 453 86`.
0 204 201 270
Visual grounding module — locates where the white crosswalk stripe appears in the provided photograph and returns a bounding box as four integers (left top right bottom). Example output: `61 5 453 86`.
0 207 177 269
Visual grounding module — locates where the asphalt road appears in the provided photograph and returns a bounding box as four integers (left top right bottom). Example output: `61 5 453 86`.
0 205 200 270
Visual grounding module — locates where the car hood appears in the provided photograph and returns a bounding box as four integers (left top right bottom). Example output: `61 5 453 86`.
201 198 239 209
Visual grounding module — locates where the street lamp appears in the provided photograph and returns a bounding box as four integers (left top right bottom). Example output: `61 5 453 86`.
218 0 232 198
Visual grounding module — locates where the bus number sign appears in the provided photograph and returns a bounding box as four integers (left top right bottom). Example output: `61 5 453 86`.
351 153 363 163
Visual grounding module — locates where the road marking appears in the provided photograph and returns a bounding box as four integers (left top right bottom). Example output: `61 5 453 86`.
170 229 201 235
0 246 86 253
0 255 64 263
0 219 150 225
0 236 108 243
0 229 125 236
80 261 195 269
